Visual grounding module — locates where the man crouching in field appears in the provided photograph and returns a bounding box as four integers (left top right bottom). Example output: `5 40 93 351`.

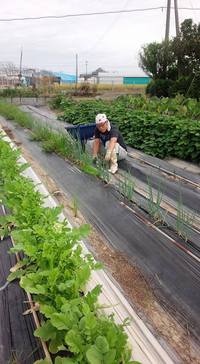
92 113 127 174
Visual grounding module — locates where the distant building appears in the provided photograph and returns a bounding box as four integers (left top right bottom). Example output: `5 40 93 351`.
80 67 106 82
0 64 63 88
0 63 20 88
0 64 37 88
123 76 150 85
97 72 151 85
53 72 76 84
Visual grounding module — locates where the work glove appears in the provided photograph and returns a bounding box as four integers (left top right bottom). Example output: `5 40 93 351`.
104 150 112 161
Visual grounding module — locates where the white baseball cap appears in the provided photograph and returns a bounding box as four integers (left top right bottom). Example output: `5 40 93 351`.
95 113 107 124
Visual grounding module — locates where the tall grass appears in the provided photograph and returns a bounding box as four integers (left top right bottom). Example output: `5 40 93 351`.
0 101 34 128
0 101 99 177
53 83 146 93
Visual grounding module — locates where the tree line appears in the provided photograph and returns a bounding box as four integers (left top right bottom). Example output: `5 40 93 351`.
139 19 200 99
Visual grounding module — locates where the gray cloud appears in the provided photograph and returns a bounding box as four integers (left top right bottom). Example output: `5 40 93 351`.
0 0 199 75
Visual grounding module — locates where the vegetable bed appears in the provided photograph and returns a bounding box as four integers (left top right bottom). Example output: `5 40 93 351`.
0 132 137 364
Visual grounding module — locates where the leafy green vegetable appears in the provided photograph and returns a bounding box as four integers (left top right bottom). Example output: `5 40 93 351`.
34 359 52 364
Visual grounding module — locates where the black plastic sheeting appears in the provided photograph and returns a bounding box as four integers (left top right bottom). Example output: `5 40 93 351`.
127 146 200 185
4 124 200 341
0 208 44 364
131 188 200 254
120 158 200 214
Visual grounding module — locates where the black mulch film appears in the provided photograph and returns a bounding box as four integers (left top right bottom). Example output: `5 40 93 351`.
120 158 200 214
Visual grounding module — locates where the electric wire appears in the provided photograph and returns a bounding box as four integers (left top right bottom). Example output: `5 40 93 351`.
83 0 132 56
0 6 199 22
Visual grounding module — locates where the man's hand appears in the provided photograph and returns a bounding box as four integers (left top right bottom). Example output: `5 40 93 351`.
104 149 112 161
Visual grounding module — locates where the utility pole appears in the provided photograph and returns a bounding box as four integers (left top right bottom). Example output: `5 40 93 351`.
174 0 180 36
165 0 171 42
174 0 180 77
85 60 88 78
165 0 179 40
75 53 78 90
19 47 23 85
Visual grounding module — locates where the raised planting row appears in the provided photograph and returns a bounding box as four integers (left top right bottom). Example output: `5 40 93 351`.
0 134 138 364
53 95 200 161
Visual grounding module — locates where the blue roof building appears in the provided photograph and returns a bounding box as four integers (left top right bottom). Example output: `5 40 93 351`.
53 72 76 84
123 76 151 85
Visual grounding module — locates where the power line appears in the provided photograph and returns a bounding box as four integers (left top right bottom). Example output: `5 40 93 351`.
83 0 131 56
0 6 200 22
189 0 198 23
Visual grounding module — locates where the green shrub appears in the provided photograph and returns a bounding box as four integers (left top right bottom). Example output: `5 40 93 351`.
58 99 110 124
49 95 75 110
146 79 174 97
114 110 200 160
187 72 200 100
170 76 192 97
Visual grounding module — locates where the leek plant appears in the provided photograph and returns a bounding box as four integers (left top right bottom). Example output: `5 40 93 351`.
97 158 111 184
117 171 135 201
147 177 166 224
176 195 196 241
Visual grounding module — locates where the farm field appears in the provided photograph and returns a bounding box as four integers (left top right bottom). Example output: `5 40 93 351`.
1 0 200 362
0 97 200 364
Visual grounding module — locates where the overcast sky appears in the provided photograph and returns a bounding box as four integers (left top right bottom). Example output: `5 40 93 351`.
0 0 199 75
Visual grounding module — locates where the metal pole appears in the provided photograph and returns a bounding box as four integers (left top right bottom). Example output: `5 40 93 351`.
165 0 171 41
174 0 180 36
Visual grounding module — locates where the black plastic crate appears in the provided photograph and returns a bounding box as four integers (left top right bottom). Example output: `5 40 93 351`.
65 123 96 145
